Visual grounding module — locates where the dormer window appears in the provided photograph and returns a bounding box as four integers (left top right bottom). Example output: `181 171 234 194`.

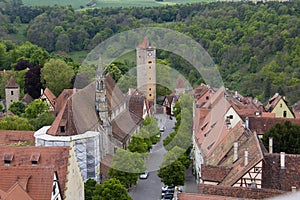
30 153 40 166
3 153 14 166
59 120 66 133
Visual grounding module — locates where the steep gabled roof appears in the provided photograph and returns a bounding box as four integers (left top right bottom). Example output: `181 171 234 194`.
5 76 19 89
42 88 56 108
0 146 69 199
265 93 283 112
218 130 264 186
194 87 230 156
54 89 73 112
112 110 142 142
21 93 33 105
128 95 145 119
106 74 125 112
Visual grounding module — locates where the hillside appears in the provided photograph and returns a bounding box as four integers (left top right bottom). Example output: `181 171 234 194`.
1 1 300 104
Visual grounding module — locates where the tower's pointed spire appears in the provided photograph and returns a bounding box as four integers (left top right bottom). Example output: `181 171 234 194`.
97 56 103 78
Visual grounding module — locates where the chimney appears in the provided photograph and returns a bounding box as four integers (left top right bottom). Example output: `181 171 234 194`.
280 152 285 169
292 186 297 193
233 141 238 162
245 117 249 129
269 137 273 154
244 148 248 166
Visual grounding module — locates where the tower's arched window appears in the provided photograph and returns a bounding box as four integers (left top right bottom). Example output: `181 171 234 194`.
100 81 104 90
97 80 104 91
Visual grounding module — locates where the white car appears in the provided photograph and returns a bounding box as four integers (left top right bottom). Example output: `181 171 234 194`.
139 171 149 179
160 126 165 132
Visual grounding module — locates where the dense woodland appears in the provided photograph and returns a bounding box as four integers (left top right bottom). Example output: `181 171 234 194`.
1 0 300 104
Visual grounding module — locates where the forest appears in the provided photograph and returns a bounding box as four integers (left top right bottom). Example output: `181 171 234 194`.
1 0 300 104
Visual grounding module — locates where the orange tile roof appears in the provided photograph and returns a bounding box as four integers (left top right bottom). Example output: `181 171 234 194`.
0 146 69 200
0 130 34 146
54 89 73 112
43 88 56 107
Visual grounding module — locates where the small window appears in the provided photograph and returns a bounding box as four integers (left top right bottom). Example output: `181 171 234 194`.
280 103 282 108
149 88 151 91
149 94 152 97
60 126 65 133
149 66 151 69
206 96 209 100
11 91 14 95
148 61 152 64
283 111 287 118
149 77 151 80
4 160 11 166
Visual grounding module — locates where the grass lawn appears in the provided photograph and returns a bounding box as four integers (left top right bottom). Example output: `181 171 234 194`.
22 0 209 9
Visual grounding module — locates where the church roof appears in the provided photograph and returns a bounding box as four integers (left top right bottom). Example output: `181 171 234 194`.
5 76 19 89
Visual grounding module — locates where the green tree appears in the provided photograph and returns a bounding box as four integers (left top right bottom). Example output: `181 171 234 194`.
28 112 55 131
41 58 75 96
85 179 97 200
142 116 160 144
104 63 122 82
0 116 34 130
92 178 132 200
128 135 148 153
108 148 146 188
158 160 185 186
23 99 49 119
8 101 26 116
262 121 300 154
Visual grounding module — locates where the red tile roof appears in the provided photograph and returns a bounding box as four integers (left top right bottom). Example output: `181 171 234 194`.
262 153 300 191
0 146 69 200
136 37 154 49
128 95 145 119
198 184 286 199
42 88 56 108
201 165 231 183
248 117 300 135
5 76 19 89
54 89 73 112
0 130 34 146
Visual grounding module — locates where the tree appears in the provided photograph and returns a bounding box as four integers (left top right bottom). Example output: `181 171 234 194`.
41 59 75 96
28 112 55 131
128 135 148 153
92 178 132 200
142 116 160 144
104 63 122 82
85 179 97 200
108 149 146 188
262 121 300 154
23 99 49 119
158 160 185 186
24 66 42 99
8 101 26 116
0 116 34 130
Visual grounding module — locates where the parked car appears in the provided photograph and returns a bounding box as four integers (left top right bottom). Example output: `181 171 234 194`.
161 193 173 200
139 171 149 179
160 126 165 132
161 185 175 192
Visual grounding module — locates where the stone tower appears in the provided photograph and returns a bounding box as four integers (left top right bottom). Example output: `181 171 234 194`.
95 58 109 127
5 76 20 109
136 37 156 103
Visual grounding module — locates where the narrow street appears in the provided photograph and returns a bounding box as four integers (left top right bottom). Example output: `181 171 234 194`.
129 114 174 200
129 114 197 200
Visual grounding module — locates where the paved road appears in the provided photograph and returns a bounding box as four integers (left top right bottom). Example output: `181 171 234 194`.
129 114 175 200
